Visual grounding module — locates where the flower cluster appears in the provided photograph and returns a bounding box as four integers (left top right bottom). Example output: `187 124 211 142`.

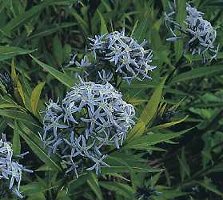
89 31 156 82
42 81 135 175
0 136 32 198
165 3 218 61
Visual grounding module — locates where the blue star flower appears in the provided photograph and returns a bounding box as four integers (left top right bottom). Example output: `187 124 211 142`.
165 3 218 61
0 135 32 198
89 30 156 83
41 81 135 176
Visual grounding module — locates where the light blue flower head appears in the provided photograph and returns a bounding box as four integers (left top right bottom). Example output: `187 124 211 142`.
185 4 217 58
89 31 156 83
165 3 218 61
42 81 135 175
0 136 32 198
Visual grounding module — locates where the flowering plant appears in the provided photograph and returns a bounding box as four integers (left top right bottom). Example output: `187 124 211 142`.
165 3 218 61
66 31 156 84
0 1 222 199
0 135 32 198
41 80 135 175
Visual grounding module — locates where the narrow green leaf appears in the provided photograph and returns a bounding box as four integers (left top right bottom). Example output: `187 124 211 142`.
130 20 138 37
53 35 63 65
87 173 103 200
140 78 166 125
197 179 223 198
150 171 163 187
0 103 19 109
176 0 186 26
153 116 188 129
127 121 145 141
0 46 34 61
125 130 188 150
12 121 21 155
171 65 223 84
175 0 186 61
127 77 166 140
70 9 88 34
17 79 26 106
0 109 35 124
11 60 26 106
155 190 187 199
178 148 190 181
104 154 160 174
28 23 76 39
132 13 150 42
97 10 108 34
30 82 45 115
99 182 134 199
30 55 74 88
102 165 160 174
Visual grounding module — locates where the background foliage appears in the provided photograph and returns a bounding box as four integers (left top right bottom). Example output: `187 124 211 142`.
0 0 223 199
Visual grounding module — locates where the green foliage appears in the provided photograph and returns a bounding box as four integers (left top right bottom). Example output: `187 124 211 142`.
0 0 222 199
